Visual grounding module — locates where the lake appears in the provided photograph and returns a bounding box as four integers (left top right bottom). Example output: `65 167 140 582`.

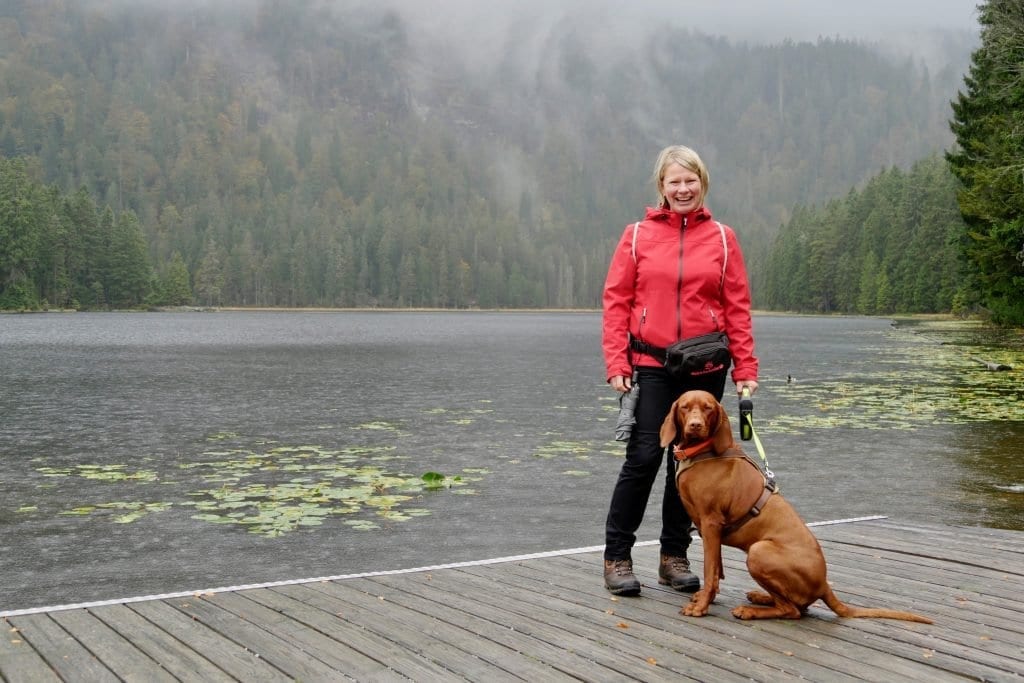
1 311 1021 612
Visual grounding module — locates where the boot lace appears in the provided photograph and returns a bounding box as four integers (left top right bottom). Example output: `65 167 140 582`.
664 556 691 574
610 559 634 576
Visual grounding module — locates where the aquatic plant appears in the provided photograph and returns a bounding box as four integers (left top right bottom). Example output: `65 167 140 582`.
25 443 478 537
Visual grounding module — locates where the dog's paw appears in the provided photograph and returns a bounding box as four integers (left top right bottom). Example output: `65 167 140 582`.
682 590 712 617
745 590 773 605
732 603 802 620
681 603 709 617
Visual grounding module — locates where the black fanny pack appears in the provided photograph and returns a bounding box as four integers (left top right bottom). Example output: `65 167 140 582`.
631 332 731 380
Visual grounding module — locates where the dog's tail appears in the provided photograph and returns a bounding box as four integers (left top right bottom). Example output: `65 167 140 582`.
822 587 933 624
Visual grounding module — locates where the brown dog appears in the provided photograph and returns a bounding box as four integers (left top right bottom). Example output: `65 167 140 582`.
660 390 932 623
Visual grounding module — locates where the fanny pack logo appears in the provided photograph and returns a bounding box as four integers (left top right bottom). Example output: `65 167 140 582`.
692 361 725 376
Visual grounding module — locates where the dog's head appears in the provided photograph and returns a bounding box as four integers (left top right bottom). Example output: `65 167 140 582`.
659 390 734 454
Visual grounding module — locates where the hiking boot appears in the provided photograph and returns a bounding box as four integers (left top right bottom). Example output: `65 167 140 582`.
658 554 700 592
603 559 641 596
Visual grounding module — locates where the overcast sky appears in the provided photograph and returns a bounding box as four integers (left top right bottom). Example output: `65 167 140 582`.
381 0 980 41
646 0 978 42
372 0 980 72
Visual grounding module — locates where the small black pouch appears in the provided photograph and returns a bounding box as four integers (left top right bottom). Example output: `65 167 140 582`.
664 332 731 380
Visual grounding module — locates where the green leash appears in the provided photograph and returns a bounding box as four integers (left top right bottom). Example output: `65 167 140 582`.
739 388 773 480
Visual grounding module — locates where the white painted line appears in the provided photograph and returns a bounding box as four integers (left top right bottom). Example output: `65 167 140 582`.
0 515 887 618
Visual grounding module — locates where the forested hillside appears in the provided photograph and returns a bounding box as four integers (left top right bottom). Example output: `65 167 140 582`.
0 0 974 309
761 154 964 314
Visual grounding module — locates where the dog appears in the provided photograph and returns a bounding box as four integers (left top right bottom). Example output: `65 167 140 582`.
659 390 932 623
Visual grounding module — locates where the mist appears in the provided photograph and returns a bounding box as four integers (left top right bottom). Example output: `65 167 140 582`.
89 0 980 73
371 0 980 71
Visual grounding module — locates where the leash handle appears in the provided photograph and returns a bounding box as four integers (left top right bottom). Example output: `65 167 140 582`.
738 387 774 486
739 387 753 441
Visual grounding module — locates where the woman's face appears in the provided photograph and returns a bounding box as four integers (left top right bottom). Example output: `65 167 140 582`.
660 163 703 214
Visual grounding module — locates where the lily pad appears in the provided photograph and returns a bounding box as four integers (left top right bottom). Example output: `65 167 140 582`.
25 440 478 537
765 320 1024 433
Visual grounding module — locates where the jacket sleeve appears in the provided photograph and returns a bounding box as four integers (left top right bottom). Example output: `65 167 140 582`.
601 225 637 381
720 226 759 382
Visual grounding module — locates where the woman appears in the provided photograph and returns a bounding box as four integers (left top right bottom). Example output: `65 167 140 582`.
601 145 759 595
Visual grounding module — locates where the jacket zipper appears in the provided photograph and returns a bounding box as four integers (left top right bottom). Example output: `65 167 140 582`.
676 216 686 340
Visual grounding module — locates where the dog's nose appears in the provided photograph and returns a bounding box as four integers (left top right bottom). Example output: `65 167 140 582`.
681 409 704 432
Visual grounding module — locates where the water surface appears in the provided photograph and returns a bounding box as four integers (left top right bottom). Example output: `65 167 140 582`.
1 311 1020 611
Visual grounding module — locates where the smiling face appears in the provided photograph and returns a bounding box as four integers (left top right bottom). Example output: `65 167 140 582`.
660 162 704 214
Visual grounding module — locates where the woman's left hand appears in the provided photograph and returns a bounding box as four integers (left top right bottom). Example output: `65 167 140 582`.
736 380 758 396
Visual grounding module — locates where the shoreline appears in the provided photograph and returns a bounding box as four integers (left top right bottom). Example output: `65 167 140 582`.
0 306 964 321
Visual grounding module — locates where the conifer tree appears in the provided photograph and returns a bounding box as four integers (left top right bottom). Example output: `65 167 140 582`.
947 0 1024 323
160 251 193 306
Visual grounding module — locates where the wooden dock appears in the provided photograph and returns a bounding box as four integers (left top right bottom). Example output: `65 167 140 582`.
2 517 1022 682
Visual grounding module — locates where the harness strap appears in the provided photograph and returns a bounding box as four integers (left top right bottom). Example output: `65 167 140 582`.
673 450 737 480
721 480 777 538
673 446 779 537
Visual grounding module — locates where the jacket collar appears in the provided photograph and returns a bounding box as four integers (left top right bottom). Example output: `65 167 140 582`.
644 205 713 227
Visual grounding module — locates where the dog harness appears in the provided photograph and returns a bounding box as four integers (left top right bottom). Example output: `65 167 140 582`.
673 443 778 537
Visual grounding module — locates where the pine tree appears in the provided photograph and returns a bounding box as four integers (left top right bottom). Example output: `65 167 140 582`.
105 210 151 307
160 251 193 306
194 238 225 306
947 0 1024 324
0 158 42 309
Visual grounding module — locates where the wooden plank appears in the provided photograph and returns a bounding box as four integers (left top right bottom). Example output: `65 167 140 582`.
364 573 716 679
820 543 1023 607
651 540 1024 672
244 585 454 681
810 541 1023 614
548 548 1003 683
276 577 578 682
818 530 1024 587
6 614 118 683
634 587 952 683
359 572 699 682
276 581 542 681
2 519 1022 683
781 605 1024 683
0 619 61 683
627 574 1011 683
620 543 1024 682
260 581 573 683
859 520 1024 553
501 544 1015 683
207 589 424 681
818 522 1024 574
819 547 1024 628
353 569 716 682
479 555 938 683
129 599 291 682
87 603 236 683
435 562 848 682
49 609 176 682
164 594 343 682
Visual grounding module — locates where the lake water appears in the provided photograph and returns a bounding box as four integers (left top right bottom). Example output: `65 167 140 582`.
1 311 1021 612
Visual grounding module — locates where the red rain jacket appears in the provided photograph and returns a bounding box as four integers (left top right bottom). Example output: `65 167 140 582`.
602 205 758 383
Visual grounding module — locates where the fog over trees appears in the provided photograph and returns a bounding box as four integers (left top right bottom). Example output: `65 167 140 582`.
1 0 997 314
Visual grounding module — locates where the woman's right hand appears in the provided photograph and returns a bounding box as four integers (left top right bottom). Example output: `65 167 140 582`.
610 375 632 393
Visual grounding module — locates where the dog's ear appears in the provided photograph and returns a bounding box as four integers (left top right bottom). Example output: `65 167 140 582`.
659 397 681 447
711 400 734 454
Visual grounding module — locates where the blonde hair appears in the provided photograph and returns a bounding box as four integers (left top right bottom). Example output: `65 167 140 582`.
652 145 710 209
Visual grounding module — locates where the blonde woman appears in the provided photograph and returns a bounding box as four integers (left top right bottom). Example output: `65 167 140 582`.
601 145 759 595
